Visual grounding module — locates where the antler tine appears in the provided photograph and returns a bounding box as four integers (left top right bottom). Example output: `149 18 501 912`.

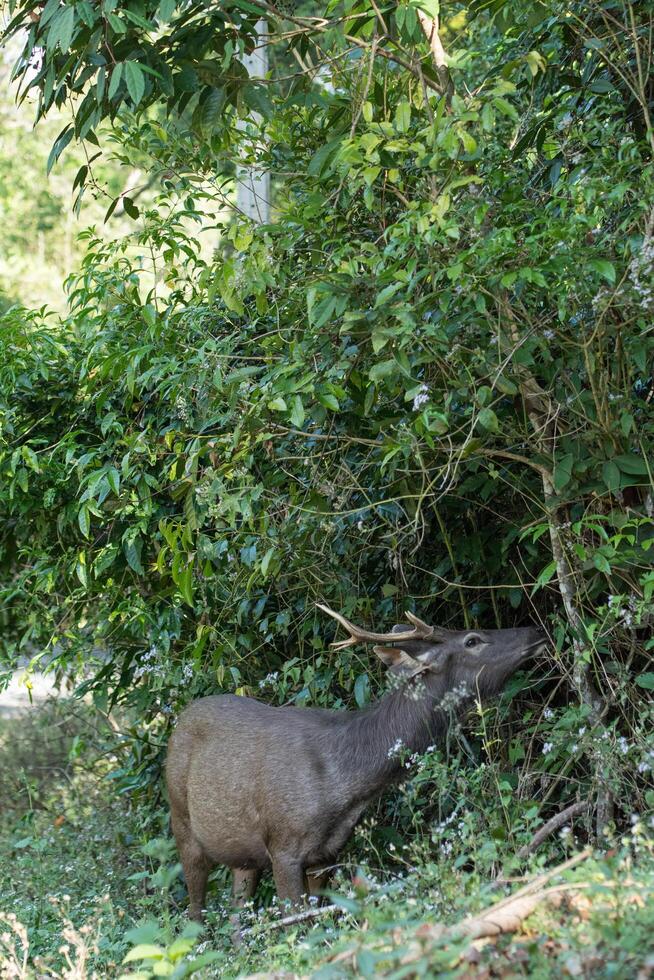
316 603 434 647
404 611 434 635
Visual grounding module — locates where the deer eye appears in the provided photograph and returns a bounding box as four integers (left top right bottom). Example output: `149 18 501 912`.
465 635 482 649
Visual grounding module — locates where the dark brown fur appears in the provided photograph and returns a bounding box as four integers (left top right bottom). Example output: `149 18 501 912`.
166 622 545 919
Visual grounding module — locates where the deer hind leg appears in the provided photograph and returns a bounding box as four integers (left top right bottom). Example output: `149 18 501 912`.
305 867 331 901
172 815 212 923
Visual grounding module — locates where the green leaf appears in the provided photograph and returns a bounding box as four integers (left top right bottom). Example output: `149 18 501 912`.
354 673 370 708
593 553 611 575
554 452 574 491
260 547 275 578
104 197 119 222
371 330 390 353
395 101 411 133
48 4 76 52
369 360 395 382
200 87 226 131
307 138 341 177
602 460 621 492
533 560 557 592
178 563 194 607
47 126 74 175
123 944 166 963
78 505 90 539
318 392 339 411
124 61 146 106
635 673 654 690
425 410 448 434
493 96 518 120
290 395 305 427
123 196 140 219
374 282 403 307
412 0 439 18
588 259 615 285
157 0 177 22
108 63 123 100
123 536 144 575
614 453 648 475
267 397 287 411
477 407 499 433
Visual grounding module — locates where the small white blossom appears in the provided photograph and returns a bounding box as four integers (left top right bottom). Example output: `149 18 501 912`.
542 741 554 755
412 385 430 411
258 671 280 689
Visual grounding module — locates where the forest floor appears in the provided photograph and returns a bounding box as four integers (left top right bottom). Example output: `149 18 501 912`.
1 699 653 979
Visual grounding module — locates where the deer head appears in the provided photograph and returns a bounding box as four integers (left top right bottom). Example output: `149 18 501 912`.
317 604 547 698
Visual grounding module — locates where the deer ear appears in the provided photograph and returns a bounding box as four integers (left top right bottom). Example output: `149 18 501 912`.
373 645 420 675
415 645 449 673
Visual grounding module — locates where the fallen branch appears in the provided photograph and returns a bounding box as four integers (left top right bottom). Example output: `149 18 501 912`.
243 903 340 933
401 850 593 967
518 801 588 859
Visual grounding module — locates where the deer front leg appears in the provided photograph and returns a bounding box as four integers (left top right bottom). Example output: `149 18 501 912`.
305 866 331 900
230 867 260 945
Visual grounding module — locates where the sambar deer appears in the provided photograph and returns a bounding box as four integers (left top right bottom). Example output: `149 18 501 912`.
166 604 546 920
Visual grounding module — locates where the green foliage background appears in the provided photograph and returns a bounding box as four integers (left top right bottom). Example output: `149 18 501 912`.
1 0 653 840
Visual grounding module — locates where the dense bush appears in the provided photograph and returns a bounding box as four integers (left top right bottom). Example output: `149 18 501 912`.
1 0 653 837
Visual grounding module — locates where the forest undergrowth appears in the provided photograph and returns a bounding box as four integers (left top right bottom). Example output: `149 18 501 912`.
1 700 653 979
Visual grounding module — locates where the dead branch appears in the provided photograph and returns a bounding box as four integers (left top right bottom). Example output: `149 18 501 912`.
243 903 340 933
518 801 589 859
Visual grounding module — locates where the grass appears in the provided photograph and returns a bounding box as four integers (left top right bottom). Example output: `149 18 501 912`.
1 699 654 978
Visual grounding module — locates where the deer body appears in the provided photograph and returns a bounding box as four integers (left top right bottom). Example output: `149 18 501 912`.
166 610 546 919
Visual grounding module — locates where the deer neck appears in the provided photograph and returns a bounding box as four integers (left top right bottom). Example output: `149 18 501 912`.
336 677 448 798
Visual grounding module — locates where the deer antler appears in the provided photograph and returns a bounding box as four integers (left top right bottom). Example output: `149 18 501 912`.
316 603 434 650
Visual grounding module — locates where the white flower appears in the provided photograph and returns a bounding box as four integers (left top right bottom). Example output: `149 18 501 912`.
543 708 554 720
618 737 630 755
387 737 404 759
542 742 554 755
412 385 429 411
258 671 280 689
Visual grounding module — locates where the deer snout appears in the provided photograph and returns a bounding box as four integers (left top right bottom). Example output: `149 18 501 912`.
524 626 549 656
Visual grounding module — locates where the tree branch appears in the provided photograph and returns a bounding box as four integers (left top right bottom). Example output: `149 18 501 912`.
518 801 589 859
416 10 453 102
